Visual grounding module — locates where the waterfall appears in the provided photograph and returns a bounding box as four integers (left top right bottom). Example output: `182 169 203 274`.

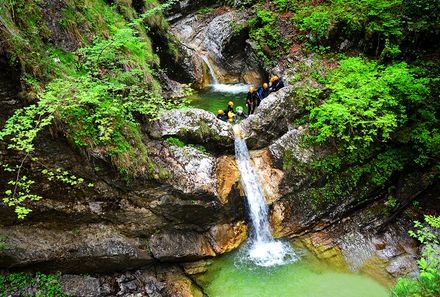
201 55 219 85
233 125 298 267
200 54 249 93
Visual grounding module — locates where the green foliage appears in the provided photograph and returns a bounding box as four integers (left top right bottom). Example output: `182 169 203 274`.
248 7 290 64
198 7 214 14
391 216 440 297
289 0 439 56
0 235 7 252
0 0 183 218
188 144 207 154
166 137 185 148
0 272 67 297
300 57 439 204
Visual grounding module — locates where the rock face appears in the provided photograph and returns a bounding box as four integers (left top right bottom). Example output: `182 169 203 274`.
148 141 218 196
169 8 266 86
0 225 153 273
149 222 247 261
294 209 419 286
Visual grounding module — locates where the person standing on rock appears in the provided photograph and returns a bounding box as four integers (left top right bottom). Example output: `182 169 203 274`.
256 83 270 104
269 76 284 92
246 87 259 115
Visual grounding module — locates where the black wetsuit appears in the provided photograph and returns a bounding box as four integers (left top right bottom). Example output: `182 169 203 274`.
236 112 248 122
269 79 284 92
224 106 234 115
246 92 259 114
257 87 270 105
217 114 227 122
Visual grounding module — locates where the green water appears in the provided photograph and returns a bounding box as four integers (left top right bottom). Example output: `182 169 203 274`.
188 85 248 114
195 246 390 297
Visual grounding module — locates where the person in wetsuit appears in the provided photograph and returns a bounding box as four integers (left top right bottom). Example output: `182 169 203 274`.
246 87 259 115
235 106 247 122
269 76 284 92
256 83 270 104
217 110 227 122
224 101 234 115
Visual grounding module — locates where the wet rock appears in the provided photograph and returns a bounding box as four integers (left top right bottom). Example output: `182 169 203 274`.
216 150 283 205
216 155 240 204
290 211 419 287
207 222 247 254
298 232 348 271
182 260 213 275
161 271 203 297
170 9 265 86
60 275 101 297
249 150 284 204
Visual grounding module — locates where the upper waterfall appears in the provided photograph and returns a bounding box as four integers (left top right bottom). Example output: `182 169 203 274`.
202 55 219 85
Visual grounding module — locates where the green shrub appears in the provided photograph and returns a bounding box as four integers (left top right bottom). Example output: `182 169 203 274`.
291 0 438 56
248 7 290 64
0 0 184 219
391 216 440 297
166 137 185 148
305 57 438 200
0 272 67 297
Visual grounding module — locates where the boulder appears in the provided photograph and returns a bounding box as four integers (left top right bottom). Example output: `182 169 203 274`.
146 109 234 150
240 86 297 149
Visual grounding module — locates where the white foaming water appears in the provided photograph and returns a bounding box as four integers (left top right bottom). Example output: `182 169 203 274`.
201 55 249 93
201 55 219 85
211 83 249 94
233 125 299 267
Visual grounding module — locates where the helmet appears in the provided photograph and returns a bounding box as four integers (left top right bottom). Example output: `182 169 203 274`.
236 106 243 113
263 83 268 89
272 75 279 82
218 110 224 115
228 101 234 107
249 87 255 93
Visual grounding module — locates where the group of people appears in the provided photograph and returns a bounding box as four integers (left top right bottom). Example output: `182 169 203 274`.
217 76 285 123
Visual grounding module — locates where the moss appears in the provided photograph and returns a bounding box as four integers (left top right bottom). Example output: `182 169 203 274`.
158 166 171 180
